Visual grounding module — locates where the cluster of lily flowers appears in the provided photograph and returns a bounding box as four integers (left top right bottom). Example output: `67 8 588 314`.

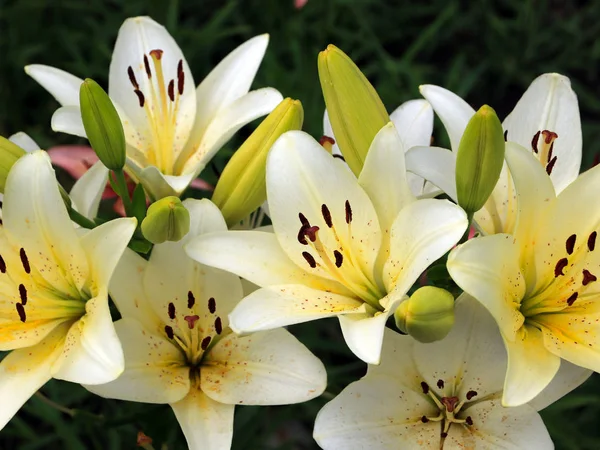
0 15 596 450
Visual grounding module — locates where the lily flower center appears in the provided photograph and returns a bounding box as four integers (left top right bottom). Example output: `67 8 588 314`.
520 230 598 324
531 129 559 175
296 201 385 310
162 291 226 372
0 246 89 338
126 49 187 175
419 380 478 442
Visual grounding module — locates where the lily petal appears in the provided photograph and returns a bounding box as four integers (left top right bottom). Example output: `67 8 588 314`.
171 387 235 450
384 198 467 295
202 328 326 405
322 109 341 155
503 73 581 193
228 284 363 333
447 233 526 340
389 99 433 150
9 132 40 152
70 161 109 220
84 318 189 404
25 64 83 106
419 84 474 152
51 105 86 138
530 359 591 411
404 146 457 200
503 324 560 407
338 312 391 364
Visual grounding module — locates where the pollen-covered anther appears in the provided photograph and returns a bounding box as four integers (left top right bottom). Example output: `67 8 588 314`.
554 258 568 277
184 315 200 329
177 59 184 95
168 302 176 320
566 292 578 306
134 90 145 107
0 254 6 273
546 156 558 175
127 66 139 89
299 212 310 227
588 231 597 251
321 204 333 228
143 54 152 78
214 316 223 335
188 291 196 309
302 251 317 268
165 325 174 339
18 284 27 305
420 381 429 394
208 297 216 314
465 390 478 400
466 416 474 426
566 234 577 255
19 248 30 274
167 80 175 102
531 130 541 153
334 250 343 268
582 269 597 286
16 303 26 322
297 224 310 245
437 379 444 389
345 200 353 224
421 416 429 423
201 336 212 350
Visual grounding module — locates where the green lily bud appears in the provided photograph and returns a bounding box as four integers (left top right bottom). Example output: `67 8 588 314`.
318 44 389 176
80 78 126 170
0 136 26 192
394 286 455 343
212 98 304 227
141 196 190 244
455 105 505 216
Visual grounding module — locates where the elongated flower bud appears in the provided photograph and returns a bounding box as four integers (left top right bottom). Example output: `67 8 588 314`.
0 136 26 192
141 196 190 244
212 98 304 227
455 105 505 216
318 45 389 176
394 286 455 343
80 78 126 170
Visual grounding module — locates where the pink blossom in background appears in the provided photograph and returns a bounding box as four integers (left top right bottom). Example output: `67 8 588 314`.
294 0 308 9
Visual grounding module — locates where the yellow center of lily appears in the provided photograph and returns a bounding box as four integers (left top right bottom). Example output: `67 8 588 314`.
296 200 386 311
126 49 187 175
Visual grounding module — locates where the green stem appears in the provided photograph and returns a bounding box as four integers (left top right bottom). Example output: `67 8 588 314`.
35 392 75 417
457 211 475 245
112 169 132 215
68 208 97 229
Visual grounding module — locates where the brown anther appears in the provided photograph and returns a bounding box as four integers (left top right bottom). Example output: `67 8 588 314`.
319 136 335 147
299 212 310 227
588 231 597 251
542 130 558 144
177 59 185 95
208 297 216 314
149 49 164 60
321 204 333 228
0 255 6 273
441 432 448 438
566 292 578 306
136 431 153 446
441 396 459 413
437 379 444 389
18 284 27 305
19 248 30 274
143 55 152 78
421 416 429 423
297 224 309 245
127 66 139 89
134 89 145 107
548 142 555 162
334 250 343 268
164 325 174 339
214 316 223 335
420 381 429 394
168 80 175 102
184 315 200 329
566 234 577 255
168 302 176 320
546 156 558 175
305 226 320 242
466 416 474 426
531 131 541 153
583 269 597 286
16 303 26 322
554 258 568 277
302 251 317 268
466 390 478 400
201 336 212 350
503 130 508 142
345 200 353 224
333 154 346 161
187 291 196 309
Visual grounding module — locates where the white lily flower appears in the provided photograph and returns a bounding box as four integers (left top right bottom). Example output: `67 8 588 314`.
314 296 587 449
323 99 437 197
409 73 581 235
448 141 598 407
86 198 326 449
0 150 136 429
26 16 283 200
186 124 468 364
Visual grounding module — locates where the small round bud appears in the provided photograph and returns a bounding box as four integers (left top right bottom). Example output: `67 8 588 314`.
394 286 455 343
141 196 190 244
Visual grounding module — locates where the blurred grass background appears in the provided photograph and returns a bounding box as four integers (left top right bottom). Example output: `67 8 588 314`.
1 0 600 448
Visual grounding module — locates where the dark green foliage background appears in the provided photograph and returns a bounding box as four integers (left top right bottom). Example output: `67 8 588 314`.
0 0 599 448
